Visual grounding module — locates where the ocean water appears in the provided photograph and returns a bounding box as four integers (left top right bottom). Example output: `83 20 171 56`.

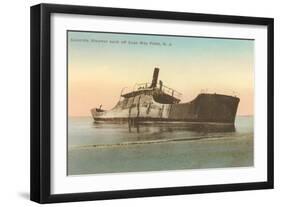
68 116 253 175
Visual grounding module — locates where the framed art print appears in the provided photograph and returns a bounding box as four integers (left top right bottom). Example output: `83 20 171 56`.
30 3 274 203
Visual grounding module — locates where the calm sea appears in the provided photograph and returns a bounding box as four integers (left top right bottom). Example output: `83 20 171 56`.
68 116 253 175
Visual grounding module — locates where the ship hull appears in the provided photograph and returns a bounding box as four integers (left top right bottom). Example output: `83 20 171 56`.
91 93 240 125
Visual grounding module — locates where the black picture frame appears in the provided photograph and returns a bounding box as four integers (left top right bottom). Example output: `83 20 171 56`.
30 3 274 204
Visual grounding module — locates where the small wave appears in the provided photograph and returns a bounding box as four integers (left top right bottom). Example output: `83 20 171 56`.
68 134 243 150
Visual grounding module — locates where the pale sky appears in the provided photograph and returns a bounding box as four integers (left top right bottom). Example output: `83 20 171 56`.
68 31 254 117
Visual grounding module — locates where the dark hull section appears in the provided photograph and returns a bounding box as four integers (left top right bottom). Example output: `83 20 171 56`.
168 94 240 123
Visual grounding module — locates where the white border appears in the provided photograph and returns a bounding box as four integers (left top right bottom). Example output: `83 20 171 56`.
51 13 267 194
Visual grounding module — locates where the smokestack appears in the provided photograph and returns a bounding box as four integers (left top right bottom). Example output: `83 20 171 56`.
150 67 159 88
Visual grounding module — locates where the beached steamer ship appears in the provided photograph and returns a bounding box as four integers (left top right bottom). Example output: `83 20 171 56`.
91 68 240 127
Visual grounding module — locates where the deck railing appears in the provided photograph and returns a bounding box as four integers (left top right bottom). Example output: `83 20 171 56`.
134 82 182 99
